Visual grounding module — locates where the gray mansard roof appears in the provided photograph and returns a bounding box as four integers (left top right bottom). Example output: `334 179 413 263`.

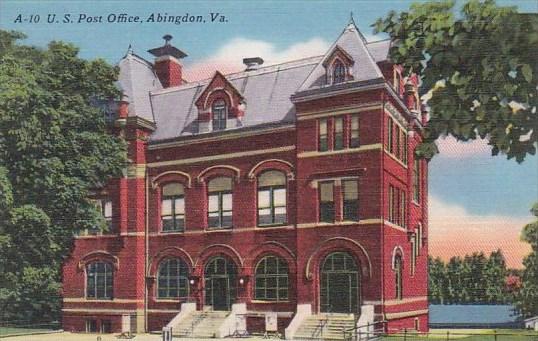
117 24 391 142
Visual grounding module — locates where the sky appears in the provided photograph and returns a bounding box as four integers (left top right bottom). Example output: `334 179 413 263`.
1 0 537 268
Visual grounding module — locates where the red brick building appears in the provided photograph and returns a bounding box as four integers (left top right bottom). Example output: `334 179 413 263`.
62 21 429 338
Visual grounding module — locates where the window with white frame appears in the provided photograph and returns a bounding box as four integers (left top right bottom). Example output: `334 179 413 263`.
157 258 189 299
257 170 287 226
161 183 185 232
332 60 346 84
319 181 335 223
350 114 360 148
212 99 227 131
343 180 359 221
254 256 289 301
319 118 328 152
208 177 233 228
334 116 344 150
86 262 113 299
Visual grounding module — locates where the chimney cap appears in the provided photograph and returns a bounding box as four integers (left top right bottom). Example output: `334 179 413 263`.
148 34 188 59
243 57 264 71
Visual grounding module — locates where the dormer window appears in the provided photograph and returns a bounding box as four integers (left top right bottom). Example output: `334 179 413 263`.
212 99 227 131
321 45 354 86
332 60 346 84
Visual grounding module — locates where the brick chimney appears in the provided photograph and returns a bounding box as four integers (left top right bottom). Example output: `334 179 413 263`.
148 34 187 88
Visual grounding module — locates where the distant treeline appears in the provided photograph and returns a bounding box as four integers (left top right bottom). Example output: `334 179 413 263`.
428 250 518 304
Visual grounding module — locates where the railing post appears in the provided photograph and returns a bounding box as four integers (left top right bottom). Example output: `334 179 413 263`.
358 330 361 341
494 330 497 341
404 328 407 341
447 330 450 341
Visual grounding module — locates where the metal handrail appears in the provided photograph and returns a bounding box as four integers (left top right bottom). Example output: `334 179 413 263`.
343 320 387 341
311 305 332 339
185 311 208 336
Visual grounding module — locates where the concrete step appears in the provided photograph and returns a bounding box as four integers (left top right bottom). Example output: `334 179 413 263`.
172 310 229 338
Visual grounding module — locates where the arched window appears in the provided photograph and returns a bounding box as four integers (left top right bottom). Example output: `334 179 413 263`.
332 60 346 84
161 183 185 232
86 262 113 299
394 254 403 300
208 177 233 229
157 258 189 299
257 171 287 226
212 99 227 131
255 256 289 301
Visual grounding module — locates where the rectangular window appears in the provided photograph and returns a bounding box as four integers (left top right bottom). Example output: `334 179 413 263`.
102 200 112 231
402 130 408 164
258 187 287 226
162 197 185 232
350 115 360 148
161 183 185 232
400 191 406 228
411 237 416 275
334 116 344 150
413 159 421 203
343 180 359 221
208 192 232 228
319 182 334 223
319 119 328 152
395 71 402 96
387 117 394 153
86 319 98 333
388 185 394 223
100 320 112 333
395 126 401 160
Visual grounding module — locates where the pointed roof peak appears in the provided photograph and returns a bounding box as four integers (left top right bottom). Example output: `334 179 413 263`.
348 11 356 28
123 44 134 58
343 13 367 43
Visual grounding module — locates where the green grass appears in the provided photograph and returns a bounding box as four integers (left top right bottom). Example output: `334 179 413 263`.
0 327 54 337
380 329 538 341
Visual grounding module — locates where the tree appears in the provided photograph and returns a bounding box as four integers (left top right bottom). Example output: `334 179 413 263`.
428 256 446 304
484 249 508 303
429 251 511 305
374 0 537 163
515 203 538 317
0 30 127 322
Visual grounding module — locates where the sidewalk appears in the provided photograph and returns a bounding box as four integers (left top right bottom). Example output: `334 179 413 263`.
2 331 275 341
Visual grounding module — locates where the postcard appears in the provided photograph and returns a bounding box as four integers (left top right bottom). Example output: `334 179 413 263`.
0 1 536 340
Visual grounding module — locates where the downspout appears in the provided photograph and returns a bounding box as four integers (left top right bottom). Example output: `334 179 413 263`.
380 92 386 328
144 166 149 332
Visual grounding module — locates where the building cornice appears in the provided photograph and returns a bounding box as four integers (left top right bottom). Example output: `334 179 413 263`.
291 78 385 103
126 116 157 131
148 124 295 150
147 146 295 168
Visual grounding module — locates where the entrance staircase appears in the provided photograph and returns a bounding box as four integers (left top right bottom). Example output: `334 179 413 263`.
294 313 355 340
171 309 229 338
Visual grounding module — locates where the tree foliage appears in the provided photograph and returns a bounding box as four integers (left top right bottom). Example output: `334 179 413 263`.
0 30 127 322
428 250 510 304
514 203 538 317
374 0 537 162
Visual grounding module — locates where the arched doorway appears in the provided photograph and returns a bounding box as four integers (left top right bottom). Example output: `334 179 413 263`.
204 256 237 310
320 252 360 313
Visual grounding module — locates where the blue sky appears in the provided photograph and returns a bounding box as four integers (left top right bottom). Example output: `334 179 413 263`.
1 0 537 265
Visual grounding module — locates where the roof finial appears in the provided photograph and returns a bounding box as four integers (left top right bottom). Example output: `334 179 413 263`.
349 11 356 26
125 44 133 56
163 34 173 46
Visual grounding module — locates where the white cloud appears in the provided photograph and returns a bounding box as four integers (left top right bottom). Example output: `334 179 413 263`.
436 135 491 158
183 37 330 81
428 195 532 268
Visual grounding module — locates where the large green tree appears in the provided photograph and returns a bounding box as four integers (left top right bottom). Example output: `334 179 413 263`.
374 0 537 163
515 204 538 317
0 30 127 323
428 251 509 304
